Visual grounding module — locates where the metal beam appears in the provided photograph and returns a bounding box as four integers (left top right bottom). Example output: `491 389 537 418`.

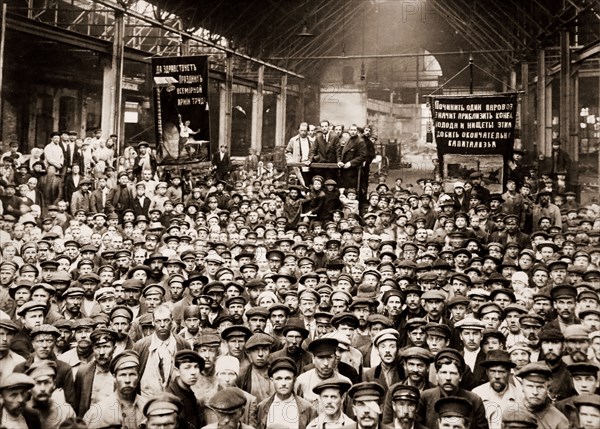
93 0 304 79
268 50 515 61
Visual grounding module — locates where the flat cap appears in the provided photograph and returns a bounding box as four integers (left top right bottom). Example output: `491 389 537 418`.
25 361 57 379
567 362 600 377
501 408 538 428
516 361 553 381
373 328 400 346
197 329 222 347
424 322 452 338
421 290 447 301
331 312 359 329
308 337 339 357
268 357 298 377
0 319 20 333
348 381 385 402
221 325 252 341
16 301 47 317
434 396 472 418
551 284 577 300
110 305 134 321
31 324 61 338
312 377 352 395
208 387 247 413
245 333 274 350
143 392 183 417
539 328 565 342
563 324 589 340
519 314 545 327
401 347 434 363
480 349 515 368
89 328 118 345
573 393 600 410
174 350 205 370
0 373 35 391
110 350 140 374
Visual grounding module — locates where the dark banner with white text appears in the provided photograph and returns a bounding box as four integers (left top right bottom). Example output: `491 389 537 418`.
152 56 210 163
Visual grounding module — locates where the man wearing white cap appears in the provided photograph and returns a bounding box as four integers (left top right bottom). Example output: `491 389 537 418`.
363 328 402 390
455 317 486 378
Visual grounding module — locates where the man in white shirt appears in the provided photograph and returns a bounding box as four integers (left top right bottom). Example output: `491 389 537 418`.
455 317 486 373
473 350 523 429
285 122 313 186
44 132 65 171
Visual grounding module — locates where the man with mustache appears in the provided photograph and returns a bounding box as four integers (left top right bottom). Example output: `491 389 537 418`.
517 362 569 429
57 318 96 378
26 361 76 429
363 329 403 390
238 333 274 403
416 349 488 429
109 305 134 355
538 328 574 401
472 350 522 429
389 385 427 429
270 318 313 374
83 350 146 428
167 350 206 429
562 324 591 365
0 372 41 428
543 285 579 334
307 377 355 429
349 381 389 429
519 314 544 362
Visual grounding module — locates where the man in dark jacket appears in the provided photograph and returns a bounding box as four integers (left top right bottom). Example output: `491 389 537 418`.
211 144 231 181
338 125 367 191
167 350 206 429
0 373 42 429
310 120 341 180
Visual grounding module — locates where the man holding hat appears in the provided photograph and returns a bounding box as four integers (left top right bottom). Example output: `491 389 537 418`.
167 350 206 429
0 372 41 428
516 362 569 429
472 350 522 429
307 377 355 429
26 361 76 429
348 381 389 429
256 357 316 429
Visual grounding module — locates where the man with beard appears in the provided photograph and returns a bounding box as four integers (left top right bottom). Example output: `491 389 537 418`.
349 381 388 429
167 350 206 429
14 324 77 411
58 318 95 378
562 325 592 364
495 214 530 249
0 372 41 428
74 328 118 416
532 292 554 323
295 337 351 404
192 329 222 404
60 287 85 321
472 350 522 429
547 261 569 290
203 282 229 328
544 285 579 333
121 279 143 319
108 171 134 219
25 361 76 429
83 350 146 428
239 333 274 403
270 318 313 374
109 306 134 355
389 385 427 429
134 305 191 398
538 328 574 401
416 349 488 429
257 357 316 429
397 285 425 333
363 329 403 390
145 252 168 284
517 362 569 429
351 298 374 349
78 273 100 317
532 190 561 230
519 314 544 363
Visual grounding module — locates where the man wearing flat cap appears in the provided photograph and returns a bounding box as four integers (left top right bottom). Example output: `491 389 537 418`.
0 319 25 379
542 284 579 334
13 324 77 411
307 377 355 429
239 333 275 403
363 329 403 390
83 350 145 428
516 362 569 429
203 386 253 429
0 372 41 428
74 328 118 416
167 350 206 429
26 360 76 429
416 349 488 429
573 394 600 429
256 357 316 429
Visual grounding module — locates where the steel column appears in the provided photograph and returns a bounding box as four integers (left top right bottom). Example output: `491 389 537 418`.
251 65 264 154
560 29 573 156
275 74 288 147
537 48 547 155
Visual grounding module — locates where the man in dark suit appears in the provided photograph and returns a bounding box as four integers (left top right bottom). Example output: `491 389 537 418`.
211 144 231 181
132 141 157 179
257 357 316 429
74 328 118 417
90 175 110 214
107 172 135 219
310 120 341 180
338 124 367 192
132 182 151 218
13 324 77 411
167 350 206 429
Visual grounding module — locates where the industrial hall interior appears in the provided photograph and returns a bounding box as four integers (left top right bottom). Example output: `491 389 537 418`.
1 1 600 429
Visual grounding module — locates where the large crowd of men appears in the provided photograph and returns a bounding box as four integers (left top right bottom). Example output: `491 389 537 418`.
0 120 599 429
